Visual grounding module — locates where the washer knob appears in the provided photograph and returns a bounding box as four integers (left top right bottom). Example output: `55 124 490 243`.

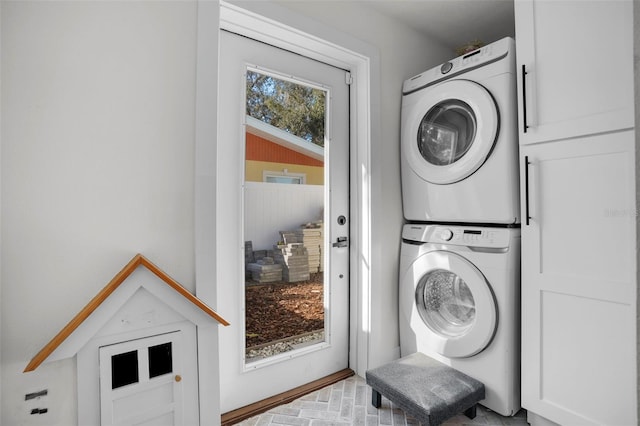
440 62 453 74
440 229 453 241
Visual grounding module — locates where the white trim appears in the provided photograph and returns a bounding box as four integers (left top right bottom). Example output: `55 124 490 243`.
194 0 222 424
217 1 375 377
219 2 363 71
244 340 331 372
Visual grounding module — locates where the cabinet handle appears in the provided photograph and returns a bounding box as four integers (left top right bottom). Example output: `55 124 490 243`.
521 65 530 133
524 155 532 225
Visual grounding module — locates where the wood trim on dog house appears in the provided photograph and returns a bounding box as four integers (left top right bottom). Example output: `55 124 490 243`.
24 253 229 372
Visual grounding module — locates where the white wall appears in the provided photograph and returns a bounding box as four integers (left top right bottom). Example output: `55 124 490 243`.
268 1 452 368
1 1 198 424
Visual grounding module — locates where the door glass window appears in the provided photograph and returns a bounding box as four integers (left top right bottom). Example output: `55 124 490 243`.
244 69 327 364
418 100 477 165
416 269 476 337
148 342 173 378
111 350 139 389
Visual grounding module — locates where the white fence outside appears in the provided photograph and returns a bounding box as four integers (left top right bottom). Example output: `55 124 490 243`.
244 181 324 251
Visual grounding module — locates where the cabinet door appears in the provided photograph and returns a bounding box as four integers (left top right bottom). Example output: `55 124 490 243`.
520 130 636 425
515 0 634 144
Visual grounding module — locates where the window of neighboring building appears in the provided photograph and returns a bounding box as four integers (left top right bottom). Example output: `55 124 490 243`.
263 170 306 184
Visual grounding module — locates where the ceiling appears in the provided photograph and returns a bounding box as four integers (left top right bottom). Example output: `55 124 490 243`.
366 0 515 52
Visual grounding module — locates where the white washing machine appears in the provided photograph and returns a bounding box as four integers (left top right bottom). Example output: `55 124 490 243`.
401 37 519 224
399 223 521 416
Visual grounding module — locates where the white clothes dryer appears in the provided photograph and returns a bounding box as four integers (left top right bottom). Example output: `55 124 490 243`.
399 223 521 416
401 37 519 224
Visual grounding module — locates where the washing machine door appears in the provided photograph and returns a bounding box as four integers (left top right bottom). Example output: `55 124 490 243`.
402 79 498 184
406 250 497 358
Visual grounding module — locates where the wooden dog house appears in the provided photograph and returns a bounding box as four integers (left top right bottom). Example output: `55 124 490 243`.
24 254 229 425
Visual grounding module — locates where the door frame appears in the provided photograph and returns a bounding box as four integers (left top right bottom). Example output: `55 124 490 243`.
194 1 378 419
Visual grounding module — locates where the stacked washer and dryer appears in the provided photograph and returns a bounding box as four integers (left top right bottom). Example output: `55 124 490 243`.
398 37 521 416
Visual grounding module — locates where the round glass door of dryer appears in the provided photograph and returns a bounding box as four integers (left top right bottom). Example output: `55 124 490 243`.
402 80 498 184
418 100 477 166
407 250 497 358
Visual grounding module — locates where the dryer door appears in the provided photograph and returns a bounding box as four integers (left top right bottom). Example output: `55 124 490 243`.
407 250 497 358
402 80 498 184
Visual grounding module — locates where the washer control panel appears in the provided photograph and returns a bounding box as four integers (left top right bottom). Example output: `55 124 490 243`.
403 224 513 249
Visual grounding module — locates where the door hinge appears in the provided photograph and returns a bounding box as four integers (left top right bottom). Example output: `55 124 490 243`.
345 72 353 85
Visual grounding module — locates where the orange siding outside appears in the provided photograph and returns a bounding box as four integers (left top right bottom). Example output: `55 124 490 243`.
246 132 324 167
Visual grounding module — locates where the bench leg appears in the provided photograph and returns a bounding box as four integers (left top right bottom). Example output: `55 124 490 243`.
464 404 477 419
371 389 382 408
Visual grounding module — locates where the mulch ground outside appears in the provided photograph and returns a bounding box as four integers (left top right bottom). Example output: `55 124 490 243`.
245 273 325 348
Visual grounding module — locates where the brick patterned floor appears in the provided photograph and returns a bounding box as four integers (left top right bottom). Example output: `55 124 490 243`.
237 375 528 425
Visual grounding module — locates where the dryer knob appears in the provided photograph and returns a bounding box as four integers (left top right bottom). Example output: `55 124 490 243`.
440 62 453 74
440 229 453 241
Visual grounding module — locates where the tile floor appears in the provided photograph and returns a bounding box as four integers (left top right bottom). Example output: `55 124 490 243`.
237 375 528 425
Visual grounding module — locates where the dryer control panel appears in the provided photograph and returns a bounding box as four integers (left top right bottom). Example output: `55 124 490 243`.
402 37 514 95
402 224 515 249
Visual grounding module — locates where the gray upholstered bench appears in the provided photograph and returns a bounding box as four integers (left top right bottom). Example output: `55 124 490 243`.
365 352 485 425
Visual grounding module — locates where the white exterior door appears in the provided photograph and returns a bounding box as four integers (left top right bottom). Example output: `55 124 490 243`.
99 328 199 426
217 30 350 412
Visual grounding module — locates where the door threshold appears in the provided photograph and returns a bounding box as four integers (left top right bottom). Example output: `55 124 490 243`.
221 368 355 425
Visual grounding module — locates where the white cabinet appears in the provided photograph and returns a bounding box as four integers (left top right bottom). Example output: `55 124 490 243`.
515 0 634 144
516 0 637 424
520 131 636 425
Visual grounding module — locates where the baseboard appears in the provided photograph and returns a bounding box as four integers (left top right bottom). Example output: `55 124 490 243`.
527 411 561 426
220 368 355 425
